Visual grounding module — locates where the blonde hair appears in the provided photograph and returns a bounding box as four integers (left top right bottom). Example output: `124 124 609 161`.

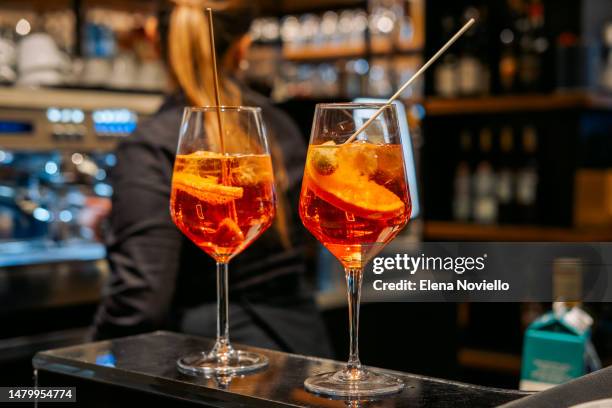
168 0 241 107
166 0 292 249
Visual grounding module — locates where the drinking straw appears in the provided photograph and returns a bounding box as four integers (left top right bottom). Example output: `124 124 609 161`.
206 8 235 221
344 18 476 144
206 8 225 154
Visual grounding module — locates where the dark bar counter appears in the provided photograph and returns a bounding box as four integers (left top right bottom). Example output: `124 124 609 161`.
33 331 527 407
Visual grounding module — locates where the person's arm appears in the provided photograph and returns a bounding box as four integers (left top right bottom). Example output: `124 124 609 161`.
91 137 182 340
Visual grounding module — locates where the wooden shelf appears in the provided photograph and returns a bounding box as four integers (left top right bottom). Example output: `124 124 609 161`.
1 0 72 9
0 86 162 113
424 221 612 242
458 348 522 374
282 45 423 62
9 0 158 12
283 45 367 61
423 92 612 116
259 0 364 14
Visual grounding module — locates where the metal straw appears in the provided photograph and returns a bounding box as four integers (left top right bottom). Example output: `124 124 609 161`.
206 8 225 154
344 18 476 144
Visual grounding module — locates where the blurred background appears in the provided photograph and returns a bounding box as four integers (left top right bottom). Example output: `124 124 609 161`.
0 0 611 392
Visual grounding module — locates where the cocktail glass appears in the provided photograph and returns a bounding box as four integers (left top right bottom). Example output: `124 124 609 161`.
170 106 275 375
299 103 411 397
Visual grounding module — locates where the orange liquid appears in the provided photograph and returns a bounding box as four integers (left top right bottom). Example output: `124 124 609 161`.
170 151 276 262
299 142 411 269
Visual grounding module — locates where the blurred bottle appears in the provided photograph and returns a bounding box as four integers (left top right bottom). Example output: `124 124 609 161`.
299 14 320 51
516 125 539 224
320 11 340 46
396 0 415 50
394 56 423 98
497 126 516 223
337 10 360 50
474 4 492 95
345 58 369 98
315 63 340 97
369 0 397 54
368 59 393 97
280 15 301 51
602 22 612 92
457 6 486 96
517 0 549 92
499 0 522 93
453 130 474 222
350 10 369 49
473 127 498 224
260 18 281 45
434 15 459 98
0 24 17 84
84 22 115 58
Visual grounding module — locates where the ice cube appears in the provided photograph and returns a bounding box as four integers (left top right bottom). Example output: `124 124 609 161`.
232 166 258 186
214 218 244 245
342 142 378 177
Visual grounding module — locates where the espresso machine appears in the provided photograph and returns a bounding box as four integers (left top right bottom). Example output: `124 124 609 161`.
0 86 162 243
0 86 162 384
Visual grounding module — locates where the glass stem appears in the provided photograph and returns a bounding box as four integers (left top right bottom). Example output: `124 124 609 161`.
346 267 362 374
214 262 233 359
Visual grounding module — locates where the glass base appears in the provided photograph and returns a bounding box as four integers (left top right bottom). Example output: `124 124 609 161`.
177 350 268 376
304 368 404 398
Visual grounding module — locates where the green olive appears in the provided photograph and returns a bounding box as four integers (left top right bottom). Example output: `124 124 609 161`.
311 147 338 176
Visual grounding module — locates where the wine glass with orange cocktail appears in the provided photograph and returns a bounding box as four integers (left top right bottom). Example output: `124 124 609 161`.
170 106 275 375
299 103 411 397
300 17 476 396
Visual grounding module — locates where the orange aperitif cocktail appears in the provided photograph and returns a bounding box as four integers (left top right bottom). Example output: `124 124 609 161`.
299 103 410 397
300 141 410 269
170 106 273 376
171 151 275 262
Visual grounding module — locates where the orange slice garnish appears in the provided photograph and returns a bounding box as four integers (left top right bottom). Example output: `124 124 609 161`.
173 173 243 205
305 153 404 220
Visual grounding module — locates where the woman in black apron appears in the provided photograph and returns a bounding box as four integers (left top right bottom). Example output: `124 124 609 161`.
91 0 332 358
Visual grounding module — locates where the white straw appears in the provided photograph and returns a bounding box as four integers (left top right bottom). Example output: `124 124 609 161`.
344 18 476 144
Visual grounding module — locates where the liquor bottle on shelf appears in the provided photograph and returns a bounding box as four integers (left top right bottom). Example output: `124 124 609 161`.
475 4 492 96
457 7 482 97
368 0 398 54
497 126 516 223
601 21 612 92
529 0 549 90
473 127 498 224
396 0 414 50
457 6 491 96
518 0 549 92
498 0 522 94
453 130 474 222
434 15 459 98
516 125 539 224
300 14 321 51
368 59 393 97
320 11 340 47
345 58 369 98
280 15 301 51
